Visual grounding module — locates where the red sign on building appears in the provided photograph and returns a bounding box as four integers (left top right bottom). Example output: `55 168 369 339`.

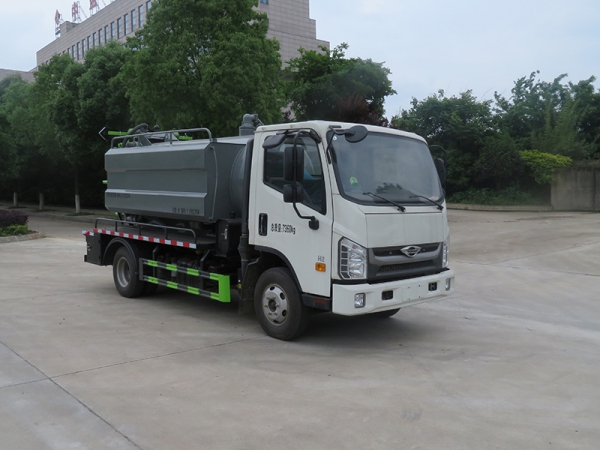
72 2 80 22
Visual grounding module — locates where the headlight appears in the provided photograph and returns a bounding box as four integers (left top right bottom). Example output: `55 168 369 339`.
442 236 450 268
339 238 367 280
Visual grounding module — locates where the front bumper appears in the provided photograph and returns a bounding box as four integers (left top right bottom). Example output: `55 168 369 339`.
331 270 454 316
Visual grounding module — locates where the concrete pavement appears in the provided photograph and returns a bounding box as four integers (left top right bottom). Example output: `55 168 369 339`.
0 210 599 449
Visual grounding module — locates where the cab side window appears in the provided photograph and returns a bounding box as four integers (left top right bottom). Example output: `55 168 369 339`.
263 137 325 213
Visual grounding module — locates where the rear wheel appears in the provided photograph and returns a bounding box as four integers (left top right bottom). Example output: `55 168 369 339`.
113 246 144 298
254 267 309 340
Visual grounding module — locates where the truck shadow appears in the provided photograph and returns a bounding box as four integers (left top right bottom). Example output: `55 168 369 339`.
301 312 440 349
124 288 442 348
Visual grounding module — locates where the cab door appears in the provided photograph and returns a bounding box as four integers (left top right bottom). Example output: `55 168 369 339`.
249 131 333 298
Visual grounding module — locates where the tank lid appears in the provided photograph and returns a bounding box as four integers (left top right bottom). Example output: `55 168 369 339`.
239 114 263 136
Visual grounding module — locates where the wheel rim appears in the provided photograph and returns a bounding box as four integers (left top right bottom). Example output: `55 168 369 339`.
262 284 288 326
115 256 131 288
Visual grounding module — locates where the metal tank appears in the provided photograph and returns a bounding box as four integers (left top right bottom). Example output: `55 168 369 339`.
104 131 252 224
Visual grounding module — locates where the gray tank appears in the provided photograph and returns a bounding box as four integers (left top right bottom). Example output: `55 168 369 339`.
105 134 252 223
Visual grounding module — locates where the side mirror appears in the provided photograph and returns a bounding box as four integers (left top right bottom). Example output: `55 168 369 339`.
284 146 304 182
345 125 368 143
434 157 447 185
283 184 305 203
429 145 448 191
263 133 287 149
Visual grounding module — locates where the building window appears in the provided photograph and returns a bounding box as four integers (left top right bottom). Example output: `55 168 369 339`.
76 42 81 60
132 9 137 31
109 23 114 40
72 44 76 57
147 1 152 11
139 5 145 26
82 39 87 57
124 13 130 35
99 28 103 45
87 36 92 52
67 47 71 57
117 18 122 38
260 0 268 4
93 32 97 48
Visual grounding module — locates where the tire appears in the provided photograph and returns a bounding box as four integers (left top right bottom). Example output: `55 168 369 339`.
254 267 309 340
112 246 144 298
369 308 401 318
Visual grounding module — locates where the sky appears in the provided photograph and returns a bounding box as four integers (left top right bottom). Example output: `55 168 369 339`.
1 0 599 117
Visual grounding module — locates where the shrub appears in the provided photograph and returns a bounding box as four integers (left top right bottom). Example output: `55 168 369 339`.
0 224 29 237
0 209 28 228
520 150 572 184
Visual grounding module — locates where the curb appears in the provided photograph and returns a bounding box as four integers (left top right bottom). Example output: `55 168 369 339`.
26 211 109 224
446 203 554 212
1 203 114 224
0 231 45 244
4 202 558 222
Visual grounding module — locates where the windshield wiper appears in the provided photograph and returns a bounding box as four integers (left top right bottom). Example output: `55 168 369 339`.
363 192 406 212
409 195 444 210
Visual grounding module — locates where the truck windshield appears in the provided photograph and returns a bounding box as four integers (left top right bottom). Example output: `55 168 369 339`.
331 132 444 206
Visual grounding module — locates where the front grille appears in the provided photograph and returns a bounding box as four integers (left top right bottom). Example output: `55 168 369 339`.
377 260 434 274
373 243 439 257
368 242 442 282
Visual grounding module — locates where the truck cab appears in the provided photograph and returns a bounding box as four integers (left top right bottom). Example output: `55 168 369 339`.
246 121 453 337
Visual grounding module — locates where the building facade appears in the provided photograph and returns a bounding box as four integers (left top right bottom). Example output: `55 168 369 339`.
0 69 35 83
37 0 328 67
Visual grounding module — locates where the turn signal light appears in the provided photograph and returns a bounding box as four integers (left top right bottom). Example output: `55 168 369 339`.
315 263 326 272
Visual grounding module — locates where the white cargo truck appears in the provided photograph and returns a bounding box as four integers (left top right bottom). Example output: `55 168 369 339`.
84 115 454 340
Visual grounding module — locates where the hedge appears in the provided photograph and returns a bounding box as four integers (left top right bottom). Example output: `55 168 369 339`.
0 210 29 228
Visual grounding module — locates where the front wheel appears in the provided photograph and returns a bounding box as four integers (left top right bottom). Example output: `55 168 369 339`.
254 267 309 340
113 246 144 298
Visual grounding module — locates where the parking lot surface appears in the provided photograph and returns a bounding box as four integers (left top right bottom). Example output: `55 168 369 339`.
0 210 599 449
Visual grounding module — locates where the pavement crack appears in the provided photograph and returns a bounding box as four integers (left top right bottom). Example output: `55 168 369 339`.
0 378 49 391
50 381 145 450
0 339 144 449
51 335 262 380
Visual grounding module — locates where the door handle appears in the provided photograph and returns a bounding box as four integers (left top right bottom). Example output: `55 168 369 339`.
259 213 268 236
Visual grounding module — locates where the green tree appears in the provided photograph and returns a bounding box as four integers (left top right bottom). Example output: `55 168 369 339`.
474 133 523 189
284 43 396 123
494 72 568 149
33 53 88 210
124 0 284 136
530 98 593 160
31 44 133 209
0 120 18 198
569 77 600 157
0 75 38 205
392 90 496 193
495 72 596 159
78 41 132 137
0 77 21 197
76 42 134 204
